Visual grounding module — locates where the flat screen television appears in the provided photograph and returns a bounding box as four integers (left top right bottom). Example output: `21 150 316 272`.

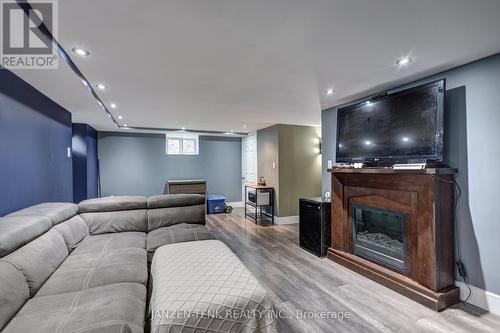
336 79 445 165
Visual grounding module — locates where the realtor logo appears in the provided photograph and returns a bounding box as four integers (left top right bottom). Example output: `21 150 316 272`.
1 1 58 69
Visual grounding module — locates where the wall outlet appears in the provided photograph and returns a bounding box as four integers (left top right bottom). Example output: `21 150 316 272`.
67 147 71 158
327 160 332 169
272 162 276 169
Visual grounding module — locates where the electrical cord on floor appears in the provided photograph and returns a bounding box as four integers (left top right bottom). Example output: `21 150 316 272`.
441 178 472 303
461 270 472 303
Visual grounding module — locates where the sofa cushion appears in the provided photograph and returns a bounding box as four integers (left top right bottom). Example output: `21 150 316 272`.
53 215 89 252
147 194 205 209
71 232 146 256
37 248 147 296
0 261 30 330
0 216 52 257
79 196 147 213
8 202 78 225
2 229 68 296
81 210 148 235
146 224 215 258
2 283 146 333
147 205 205 232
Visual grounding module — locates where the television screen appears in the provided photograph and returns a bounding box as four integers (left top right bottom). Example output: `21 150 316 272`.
336 80 445 164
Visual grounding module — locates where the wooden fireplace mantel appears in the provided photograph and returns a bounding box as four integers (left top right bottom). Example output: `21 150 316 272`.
326 167 458 175
327 167 459 311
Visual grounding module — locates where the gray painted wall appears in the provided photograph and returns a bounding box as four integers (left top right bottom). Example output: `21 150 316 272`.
278 125 322 217
257 124 322 217
98 132 242 202
321 53 500 295
257 125 280 215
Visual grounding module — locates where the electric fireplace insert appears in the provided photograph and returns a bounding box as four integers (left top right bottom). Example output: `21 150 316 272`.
352 205 407 274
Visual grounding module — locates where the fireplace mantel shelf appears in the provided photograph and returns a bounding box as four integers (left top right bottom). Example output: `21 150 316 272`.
327 167 457 175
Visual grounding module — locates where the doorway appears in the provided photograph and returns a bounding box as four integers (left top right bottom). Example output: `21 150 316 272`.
242 133 257 202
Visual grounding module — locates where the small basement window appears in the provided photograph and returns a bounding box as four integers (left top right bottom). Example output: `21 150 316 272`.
166 133 199 155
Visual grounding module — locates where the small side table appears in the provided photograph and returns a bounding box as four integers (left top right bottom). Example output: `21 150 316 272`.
244 185 274 224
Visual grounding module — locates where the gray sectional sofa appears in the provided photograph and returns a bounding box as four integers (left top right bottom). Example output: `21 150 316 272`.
0 194 214 333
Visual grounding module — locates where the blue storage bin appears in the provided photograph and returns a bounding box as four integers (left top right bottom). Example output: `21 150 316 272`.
207 194 226 214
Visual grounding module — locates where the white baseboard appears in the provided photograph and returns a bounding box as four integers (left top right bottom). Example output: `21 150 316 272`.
274 215 299 225
226 201 243 208
456 281 500 315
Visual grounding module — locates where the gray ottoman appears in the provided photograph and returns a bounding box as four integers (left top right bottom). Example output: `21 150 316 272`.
150 240 277 333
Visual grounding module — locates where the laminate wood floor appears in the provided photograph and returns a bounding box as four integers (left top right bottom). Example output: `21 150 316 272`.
206 208 500 333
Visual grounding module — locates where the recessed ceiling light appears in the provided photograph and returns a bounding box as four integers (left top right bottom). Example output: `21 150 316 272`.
110 103 117 109
123 124 127 127
72 48 89 56
243 124 247 128
365 101 371 105
96 84 107 90
118 115 123 120
396 57 412 66
326 89 335 95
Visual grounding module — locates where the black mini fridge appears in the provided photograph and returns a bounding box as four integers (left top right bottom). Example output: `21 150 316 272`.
299 197 331 257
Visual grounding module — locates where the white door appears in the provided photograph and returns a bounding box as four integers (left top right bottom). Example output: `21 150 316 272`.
242 134 257 202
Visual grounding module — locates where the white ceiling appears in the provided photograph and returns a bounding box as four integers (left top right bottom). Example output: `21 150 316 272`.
12 0 500 133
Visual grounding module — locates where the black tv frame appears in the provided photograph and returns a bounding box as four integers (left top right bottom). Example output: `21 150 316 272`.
335 79 446 166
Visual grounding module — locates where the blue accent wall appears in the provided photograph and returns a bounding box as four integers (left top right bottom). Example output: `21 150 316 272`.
72 123 98 203
0 70 73 216
86 127 98 199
